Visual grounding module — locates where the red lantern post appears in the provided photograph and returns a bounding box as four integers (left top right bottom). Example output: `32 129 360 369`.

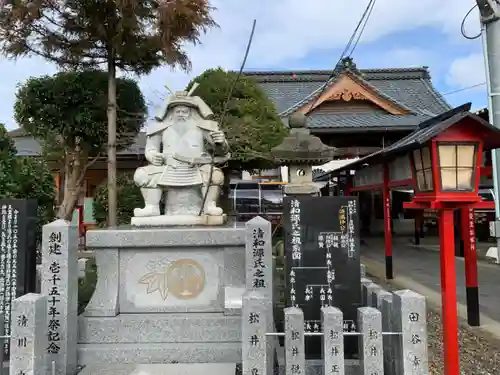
400 104 500 375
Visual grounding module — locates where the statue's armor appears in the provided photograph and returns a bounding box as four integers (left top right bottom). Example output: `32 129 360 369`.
157 122 204 187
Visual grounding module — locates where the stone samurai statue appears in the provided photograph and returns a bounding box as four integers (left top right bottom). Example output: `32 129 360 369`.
131 86 230 226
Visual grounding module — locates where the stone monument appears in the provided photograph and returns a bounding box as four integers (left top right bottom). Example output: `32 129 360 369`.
132 84 230 227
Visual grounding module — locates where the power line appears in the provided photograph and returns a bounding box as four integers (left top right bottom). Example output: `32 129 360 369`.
347 0 376 57
461 4 482 40
308 0 377 112
442 82 486 96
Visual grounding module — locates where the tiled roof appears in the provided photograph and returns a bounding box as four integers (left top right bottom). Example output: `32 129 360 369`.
244 66 451 129
306 109 428 132
324 103 500 177
11 130 146 157
279 71 414 117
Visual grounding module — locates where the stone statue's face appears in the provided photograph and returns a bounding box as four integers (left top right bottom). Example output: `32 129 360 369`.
173 105 191 122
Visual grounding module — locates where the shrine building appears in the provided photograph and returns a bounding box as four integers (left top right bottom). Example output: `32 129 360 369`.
244 58 477 234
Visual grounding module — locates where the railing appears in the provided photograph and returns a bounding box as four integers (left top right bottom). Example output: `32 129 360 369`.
243 275 430 375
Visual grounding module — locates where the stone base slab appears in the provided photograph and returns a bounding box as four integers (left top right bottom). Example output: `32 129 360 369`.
77 342 241 366
78 363 237 375
78 313 241 344
131 214 227 227
85 225 246 249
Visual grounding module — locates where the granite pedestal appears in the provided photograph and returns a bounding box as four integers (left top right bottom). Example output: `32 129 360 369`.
79 225 246 368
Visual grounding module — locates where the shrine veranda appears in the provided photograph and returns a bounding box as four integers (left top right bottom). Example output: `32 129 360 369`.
3 196 431 375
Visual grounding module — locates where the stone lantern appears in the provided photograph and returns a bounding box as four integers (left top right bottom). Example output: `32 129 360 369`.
271 112 335 196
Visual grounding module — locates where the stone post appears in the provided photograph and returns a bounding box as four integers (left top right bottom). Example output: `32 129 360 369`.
245 216 275 375
360 264 366 278
42 220 78 375
242 291 268 375
321 306 344 375
284 307 305 375
360 278 372 306
358 307 384 375
372 288 392 310
245 216 273 299
392 290 429 374
381 295 396 375
367 284 382 308
10 294 48 375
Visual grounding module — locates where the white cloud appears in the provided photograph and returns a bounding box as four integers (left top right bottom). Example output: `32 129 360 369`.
0 0 483 129
446 52 486 91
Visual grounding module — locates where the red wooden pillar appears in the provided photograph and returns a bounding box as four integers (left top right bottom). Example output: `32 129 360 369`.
383 164 393 279
439 209 460 375
461 207 480 326
345 175 352 196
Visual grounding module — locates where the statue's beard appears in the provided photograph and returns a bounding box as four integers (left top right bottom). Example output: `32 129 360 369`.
173 116 198 129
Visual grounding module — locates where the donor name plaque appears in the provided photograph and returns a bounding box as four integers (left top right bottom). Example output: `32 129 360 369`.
283 196 361 359
0 199 38 356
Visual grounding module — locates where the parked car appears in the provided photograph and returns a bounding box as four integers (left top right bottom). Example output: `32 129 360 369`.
229 180 285 225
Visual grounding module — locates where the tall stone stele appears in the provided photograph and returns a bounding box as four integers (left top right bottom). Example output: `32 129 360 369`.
271 112 335 196
132 83 231 227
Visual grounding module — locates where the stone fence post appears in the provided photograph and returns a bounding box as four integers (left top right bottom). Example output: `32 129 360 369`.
284 307 305 375
358 307 383 375
245 216 273 299
42 220 78 375
381 295 396 375
242 291 268 375
10 294 47 375
392 290 429 374
321 306 344 375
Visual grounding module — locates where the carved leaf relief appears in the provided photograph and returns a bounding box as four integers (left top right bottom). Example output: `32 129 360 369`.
138 271 169 300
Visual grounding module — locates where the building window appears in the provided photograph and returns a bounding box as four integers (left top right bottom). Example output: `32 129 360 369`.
413 147 433 192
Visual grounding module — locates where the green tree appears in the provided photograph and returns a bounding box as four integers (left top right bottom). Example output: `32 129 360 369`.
0 0 217 226
0 124 56 245
93 173 142 227
0 124 18 198
16 157 56 246
14 70 146 221
186 68 287 171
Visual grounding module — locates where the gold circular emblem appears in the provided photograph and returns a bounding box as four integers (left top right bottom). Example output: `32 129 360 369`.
166 259 206 299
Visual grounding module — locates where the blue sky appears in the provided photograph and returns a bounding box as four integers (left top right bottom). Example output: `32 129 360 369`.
0 0 488 130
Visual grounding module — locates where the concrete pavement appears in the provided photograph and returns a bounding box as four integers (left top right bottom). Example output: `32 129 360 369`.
360 236 500 341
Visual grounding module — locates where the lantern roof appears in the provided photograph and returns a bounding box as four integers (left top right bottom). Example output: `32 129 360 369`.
271 112 336 165
329 103 500 174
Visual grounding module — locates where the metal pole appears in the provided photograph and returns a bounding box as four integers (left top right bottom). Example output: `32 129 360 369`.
477 1 500 245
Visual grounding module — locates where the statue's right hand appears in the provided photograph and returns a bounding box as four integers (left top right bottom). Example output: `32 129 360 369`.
151 153 164 166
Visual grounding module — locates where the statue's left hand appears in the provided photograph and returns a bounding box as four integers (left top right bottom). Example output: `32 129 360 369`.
209 131 225 145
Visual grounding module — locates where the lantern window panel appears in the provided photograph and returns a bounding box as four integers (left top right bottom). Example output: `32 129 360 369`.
437 143 477 192
413 147 434 192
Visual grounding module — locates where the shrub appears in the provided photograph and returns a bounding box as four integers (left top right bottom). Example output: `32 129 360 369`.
93 173 142 227
78 258 97 315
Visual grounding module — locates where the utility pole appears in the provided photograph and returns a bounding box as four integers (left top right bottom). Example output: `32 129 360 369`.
477 1 500 247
